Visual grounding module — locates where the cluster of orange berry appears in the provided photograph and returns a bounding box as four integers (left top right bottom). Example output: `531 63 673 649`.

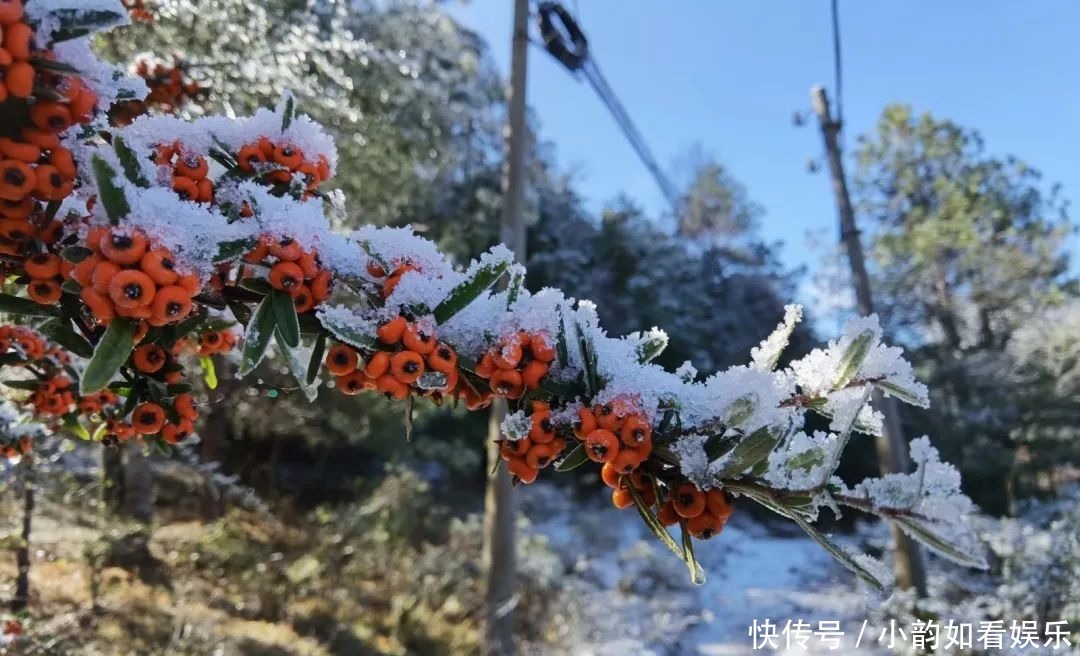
27 373 75 417
657 484 733 540
155 143 214 204
65 226 199 326
0 2 96 231
325 316 459 401
236 138 330 201
0 324 63 362
78 389 120 416
243 235 332 313
192 328 237 356
122 343 198 443
498 401 569 484
575 397 654 475
474 331 556 399
23 252 65 304
138 58 205 111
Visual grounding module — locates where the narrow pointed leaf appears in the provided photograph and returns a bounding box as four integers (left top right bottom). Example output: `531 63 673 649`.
214 238 257 262
91 156 129 224
270 289 300 348
239 295 276 376
711 427 780 479
81 318 137 394
113 137 150 187
307 331 327 385
432 260 509 323
274 330 319 402
895 517 989 569
680 523 706 585
833 330 874 389
0 293 60 317
554 444 588 471
790 513 888 591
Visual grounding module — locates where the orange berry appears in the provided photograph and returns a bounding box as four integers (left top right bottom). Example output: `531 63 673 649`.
686 511 724 540
574 407 597 439
600 462 623 489
584 429 619 463
172 176 198 201
4 62 34 99
268 237 301 262
29 102 71 133
525 443 556 470
140 249 179 285
612 488 635 509
325 344 359 376
100 231 147 265
390 350 425 385
706 489 733 520
507 457 538 484
672 484 706 519
491 338 522 370
375 373 409 400
150 285 192 324
291 285 315 313
24 253 60 279
376 316 407 344
174 154 208 180
27 279 60 304
80 287 114 323
426 342 457 374
364 351 391 378
92 259 122 295
521 359 548 390
401 323 436 355
108 269 155 309
488 368 524 399
529 333 557 363
174 393 198 421
132 402 166 434
608 448 642 475
657 500 680 527
132 344 166 373
268 261 304 292
336 371 368 396
619 416 652 447
529 411 555 444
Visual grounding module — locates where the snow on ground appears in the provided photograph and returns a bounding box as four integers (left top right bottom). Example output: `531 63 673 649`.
519 482 888 655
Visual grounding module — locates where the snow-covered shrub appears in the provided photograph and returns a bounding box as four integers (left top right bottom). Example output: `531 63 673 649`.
0 0 989 589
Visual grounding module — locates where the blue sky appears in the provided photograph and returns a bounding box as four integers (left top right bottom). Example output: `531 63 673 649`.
445 1 1079 290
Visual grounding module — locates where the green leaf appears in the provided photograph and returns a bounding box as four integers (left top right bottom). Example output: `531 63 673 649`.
711 427 781 479
635 330 669 364
239 295 276 376
318 311 375 351
786 448 826 472
60 279 82 294
113 137 150 187
833 330 874 389
36 8 127 43
626 485 705 585
0 293 60 317
403 395 414 440
281 96 295 132
555 307 569 368
306 332 327 385
505 269 524 309
61 246 94 263
274 330 319 402
165 383 194 395
876 380 929 408
724 396 756 428
62 414 90 441
28 57 80 75
81 318 137 394
680 523 706 586
894 517 988 569
432 260 510 323
270 289 300 348
3 380 42 391
226 299 253 327
91 156 130 225
199 355 218 390
239 278 272 295
790 513 888 590
214 238 257 262
37 318 93 358
577 323 599 397
554 444 589 472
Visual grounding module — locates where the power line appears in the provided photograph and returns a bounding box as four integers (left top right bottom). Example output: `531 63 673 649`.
536 2 680 213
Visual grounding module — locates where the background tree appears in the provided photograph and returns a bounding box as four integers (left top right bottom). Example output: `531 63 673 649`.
853 104 1077 514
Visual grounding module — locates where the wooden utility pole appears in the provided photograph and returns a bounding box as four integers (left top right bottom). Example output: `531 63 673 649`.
483 0 529 653
811 85 928 596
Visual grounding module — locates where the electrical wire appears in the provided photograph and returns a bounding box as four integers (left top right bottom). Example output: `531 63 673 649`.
535 2 680 213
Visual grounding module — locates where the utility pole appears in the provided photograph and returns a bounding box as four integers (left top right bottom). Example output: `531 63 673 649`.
483 0 529 653
810 85 928 596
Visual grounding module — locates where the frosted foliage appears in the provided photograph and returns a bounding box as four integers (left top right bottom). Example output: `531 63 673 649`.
55 39 148 110
790 314 928 408
852 437 984 565
27 0 130 47
750 304 802 371
764 431 841 490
